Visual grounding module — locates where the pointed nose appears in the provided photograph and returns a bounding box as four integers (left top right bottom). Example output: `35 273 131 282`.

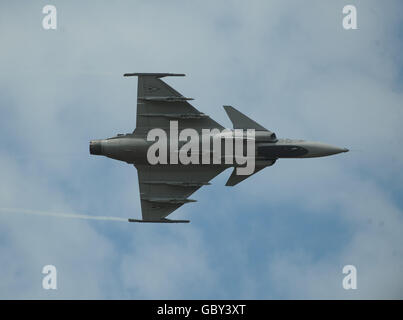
302 142 349 158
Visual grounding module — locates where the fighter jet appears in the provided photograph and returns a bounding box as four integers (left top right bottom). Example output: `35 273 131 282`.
90 73 348 223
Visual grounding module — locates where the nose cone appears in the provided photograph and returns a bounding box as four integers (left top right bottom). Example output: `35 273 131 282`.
89 140 103 155
302 142 349 158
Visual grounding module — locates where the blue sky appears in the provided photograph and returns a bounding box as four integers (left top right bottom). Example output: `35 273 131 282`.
0 0 402 299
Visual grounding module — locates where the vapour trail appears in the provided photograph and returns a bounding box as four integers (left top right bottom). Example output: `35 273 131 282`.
0 208 128 222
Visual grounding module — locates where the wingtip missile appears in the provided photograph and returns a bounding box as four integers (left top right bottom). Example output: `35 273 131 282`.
123 73 185 78
128 218 190 223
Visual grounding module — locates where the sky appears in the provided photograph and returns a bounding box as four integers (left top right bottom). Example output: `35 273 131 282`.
0 0 402 299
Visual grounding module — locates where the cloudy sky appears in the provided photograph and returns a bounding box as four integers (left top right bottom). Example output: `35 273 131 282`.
0 0 402 299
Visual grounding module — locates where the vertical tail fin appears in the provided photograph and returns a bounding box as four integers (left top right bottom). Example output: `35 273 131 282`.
225 166 266 186
223 105 268 131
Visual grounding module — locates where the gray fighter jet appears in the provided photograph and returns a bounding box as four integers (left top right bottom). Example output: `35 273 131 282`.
90 73 348 223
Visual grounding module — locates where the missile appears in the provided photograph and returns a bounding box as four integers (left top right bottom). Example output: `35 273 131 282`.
128 218 190 223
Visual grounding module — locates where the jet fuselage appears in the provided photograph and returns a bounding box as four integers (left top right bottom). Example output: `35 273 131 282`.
90 134 348 164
